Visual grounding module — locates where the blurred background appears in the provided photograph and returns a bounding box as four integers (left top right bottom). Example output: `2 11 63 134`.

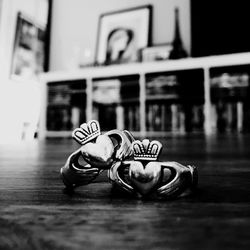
0 0 249 142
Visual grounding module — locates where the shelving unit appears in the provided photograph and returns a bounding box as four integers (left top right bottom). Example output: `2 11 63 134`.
38 52 250 138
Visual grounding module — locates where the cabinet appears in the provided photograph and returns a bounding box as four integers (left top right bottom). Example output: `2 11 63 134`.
38 52 250 138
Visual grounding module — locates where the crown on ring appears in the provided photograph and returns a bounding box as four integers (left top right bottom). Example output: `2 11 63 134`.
72 120 101 145
132 139 162 161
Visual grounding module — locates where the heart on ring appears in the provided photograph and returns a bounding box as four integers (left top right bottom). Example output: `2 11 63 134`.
80 135 115 169
129 161 162 195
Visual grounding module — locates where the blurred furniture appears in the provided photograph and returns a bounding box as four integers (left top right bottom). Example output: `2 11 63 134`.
38 52 250 138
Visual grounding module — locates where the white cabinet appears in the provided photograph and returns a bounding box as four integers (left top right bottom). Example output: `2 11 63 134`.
38 52 250 138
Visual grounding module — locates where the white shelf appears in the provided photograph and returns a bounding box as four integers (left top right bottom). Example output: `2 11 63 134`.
40 52 250 81
38 52 250 139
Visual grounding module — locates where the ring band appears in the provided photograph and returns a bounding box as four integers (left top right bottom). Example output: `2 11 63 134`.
105 129 135 160
60 148 102 188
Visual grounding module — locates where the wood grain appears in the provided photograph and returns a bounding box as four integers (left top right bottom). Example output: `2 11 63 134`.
0 135 250 250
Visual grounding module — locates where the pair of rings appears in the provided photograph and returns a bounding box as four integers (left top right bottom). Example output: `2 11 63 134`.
60 120 198 199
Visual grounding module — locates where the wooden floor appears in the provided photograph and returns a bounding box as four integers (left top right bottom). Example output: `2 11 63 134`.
0 134 250 250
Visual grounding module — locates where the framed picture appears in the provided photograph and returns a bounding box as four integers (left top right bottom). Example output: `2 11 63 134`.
141 44 173 62
95 5 152 65
10 12 48 81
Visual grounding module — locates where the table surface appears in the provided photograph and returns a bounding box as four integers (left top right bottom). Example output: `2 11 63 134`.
0 134 250 250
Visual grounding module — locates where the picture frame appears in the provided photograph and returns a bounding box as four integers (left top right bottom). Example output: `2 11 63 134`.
10 12 49 81
141 44 173 62
95 5 152 65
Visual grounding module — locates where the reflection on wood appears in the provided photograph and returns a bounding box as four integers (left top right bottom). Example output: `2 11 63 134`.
1 135 250 249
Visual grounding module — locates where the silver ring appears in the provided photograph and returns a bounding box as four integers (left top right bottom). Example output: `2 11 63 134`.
61 120 134 188
108 139 198 199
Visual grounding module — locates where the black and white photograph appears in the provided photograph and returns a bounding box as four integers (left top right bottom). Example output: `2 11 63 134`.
95 5 152 65
1 1 250 250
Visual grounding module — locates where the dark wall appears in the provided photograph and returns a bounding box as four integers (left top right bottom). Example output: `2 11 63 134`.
191 1 250 57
